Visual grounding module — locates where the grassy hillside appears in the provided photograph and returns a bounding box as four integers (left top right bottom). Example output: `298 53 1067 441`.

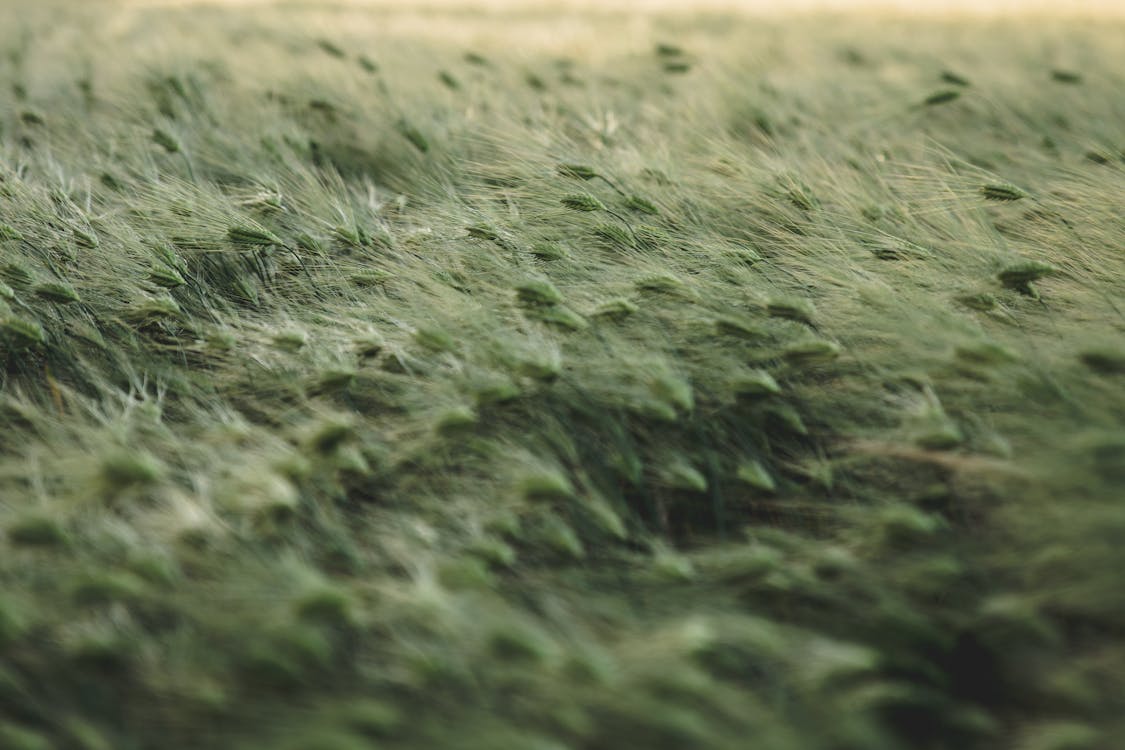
1 2 1123 748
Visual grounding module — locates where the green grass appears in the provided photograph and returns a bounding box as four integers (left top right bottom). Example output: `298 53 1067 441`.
1 2 1123 748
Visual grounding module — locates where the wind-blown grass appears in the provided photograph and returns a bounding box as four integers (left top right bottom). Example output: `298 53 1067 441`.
0 2 1123 749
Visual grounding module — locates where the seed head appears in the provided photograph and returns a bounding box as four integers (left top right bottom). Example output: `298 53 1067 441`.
980 183 1027 202
473 377 520 405
294 584 356 626
591 297 638 319
147 266 185 289
152 128 181 154
100 172 124 192
766 403 809 436
350 270 392 287
309 419 354 455
7 515 68 547
436 406 478 436
954 341 1019 367
923 89 961 106
956 292 997 311
397 121 430 153
520 471 575 502
0 316 45 347
438 71 460 90
529 243 567 261
593 223 634 248
766 298 816 325
635 273 686 294
624 195 659 215
556 163 599 180
465 224 500 241
272 329 307 352
714 316 767 340
333 225 366 248
997 261 1055 294
72 228 99 248
516 354 561 381
34 282 80 304
414 327 456 352
101 451 164 491
662 461 707 492
561 193 605 212
1079 349 1125 375
585 498 627 539
539 514 584 558
316 39 346 58
126 296 181 325
2 263 35 288
940 70 970 87
228 225 283 247
313 369 357 394
528 305 587 331
1050 69 1082 84
782 339 841 367
914 422 964 451
635 225 670 250
515 280 563 306
655 43 685 57
737 460 776 491
732 370 781 397
786 186 817 211
651 374 694 414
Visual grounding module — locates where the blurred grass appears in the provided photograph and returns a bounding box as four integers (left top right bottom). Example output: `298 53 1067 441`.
0 2 1123 748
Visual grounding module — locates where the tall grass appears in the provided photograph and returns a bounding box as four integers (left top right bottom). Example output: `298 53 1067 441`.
0 2 1123 748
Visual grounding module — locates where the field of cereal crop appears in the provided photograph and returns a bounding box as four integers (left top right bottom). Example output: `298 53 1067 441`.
1 1 1123 748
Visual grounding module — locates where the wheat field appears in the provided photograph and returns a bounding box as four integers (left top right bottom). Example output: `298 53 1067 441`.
0 1 1123 748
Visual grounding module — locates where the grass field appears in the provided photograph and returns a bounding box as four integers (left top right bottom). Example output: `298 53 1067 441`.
1 1 1123 748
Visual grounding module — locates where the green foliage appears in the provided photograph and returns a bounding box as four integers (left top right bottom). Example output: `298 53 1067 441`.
0 7 1121 750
